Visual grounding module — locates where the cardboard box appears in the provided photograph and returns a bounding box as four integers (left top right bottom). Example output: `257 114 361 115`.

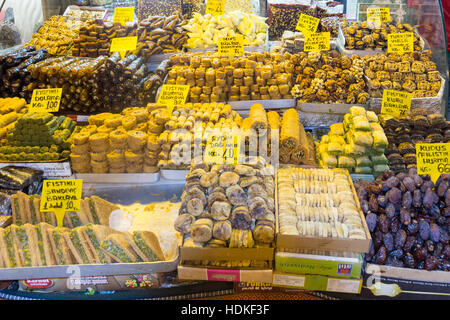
18 273 165 293
272 272 362 294
275 169 372 253
361 263 450 300
177 265 273 283
275 250 362 279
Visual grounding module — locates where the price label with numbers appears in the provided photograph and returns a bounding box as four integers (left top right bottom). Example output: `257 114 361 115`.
416 143 450 183
205 0 224 16
157 84 190 114
204 135 241 164
304 32 330 52
381 89 412 117
40 179 83 227
387 32 414 54
113 7 134 25
218 35 244 56
30 88 62 113
110 36 138 58
367 7 390 27
296 14 320 35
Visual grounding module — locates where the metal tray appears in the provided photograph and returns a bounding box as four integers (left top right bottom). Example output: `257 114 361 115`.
75 173 160 184
160 169 189 181
0 182 186 280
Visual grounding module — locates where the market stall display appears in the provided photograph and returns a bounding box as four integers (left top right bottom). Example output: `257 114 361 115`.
25 16 78 56
137 15 187 59
175 159 275 268
0 98 28 144
182 11 268 49
0 112 75 162
355 170 449 271
340 18 423 51
291 51 369 104
70 106 167 173
165 51 294 103
0 46 49 101
363 50 441 99
315 106 389 176
380 109 449 173
267 3 342 41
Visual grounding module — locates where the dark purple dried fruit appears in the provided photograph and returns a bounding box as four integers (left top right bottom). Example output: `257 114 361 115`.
375 246 387 264
380 181 390 193
443 207 450 217
369 194 378 212
428 204 440 219
443 245 450 258
413 246 427 262
394 229 407 249
377 194 388 208
408 167 418 176
425 239 435 252
437 180 449 198
357 187 368 201
403 252 415 268
367 183 381 195
385 202 396 218
402 176 416 192
430 223 440 243
434 242 443 257
402 191 413 209
386 176 400 189
390 217 400 233
446 191 450 206
407 219 419 235
423 188 439 209
383 233 395 252
413 174 423 188
413 189 422 208
400 208 411 225
419 219 430 240
403 236 416 252
361 199 370 214
387 187 402 204
396 172 407 181
365 212 378 232
366 242 375 262
378 214 390 233
383 170 395 180
373 230 384 250
420 180 435 193
389 248 404 259
424 256 439 271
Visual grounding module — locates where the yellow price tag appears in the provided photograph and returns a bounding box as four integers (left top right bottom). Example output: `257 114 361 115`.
205 0 224 16
204 135 241 164
29 88 62 113
218 35 244 56
381 89 412 118
157 84 190 114
40 179 83 227
416 143 450 183
113 7 135 25
367 7 390 27
387 32 414 54
304 32 331 52
110 36 138 53
296 13 320 35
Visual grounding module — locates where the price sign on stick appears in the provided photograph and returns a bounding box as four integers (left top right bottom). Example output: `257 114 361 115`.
387 32 414 54
113 7 135 25
381 89 412 117
304 32 331 52
29 88 62 113
296 14 320 35
204 135 241 164
206 0 224 15
110 36 138 58
40 179 83 227
367 7 390 27
157 84 190 115
416 143 450 183
218 35 244 56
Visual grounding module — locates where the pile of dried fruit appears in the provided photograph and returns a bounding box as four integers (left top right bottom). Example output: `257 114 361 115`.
355 170 450 271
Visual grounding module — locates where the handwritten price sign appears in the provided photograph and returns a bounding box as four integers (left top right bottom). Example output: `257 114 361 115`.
416 143 450 183
157 84 190 114
381 89 412 117
304 32 331 52
40 179 83 227
204 135 241 164
30 88 62 113
367 7 390 27
218 35 244 56
206 0 224 16
113 7 135 25
387 32 414 54
296 14 320 35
